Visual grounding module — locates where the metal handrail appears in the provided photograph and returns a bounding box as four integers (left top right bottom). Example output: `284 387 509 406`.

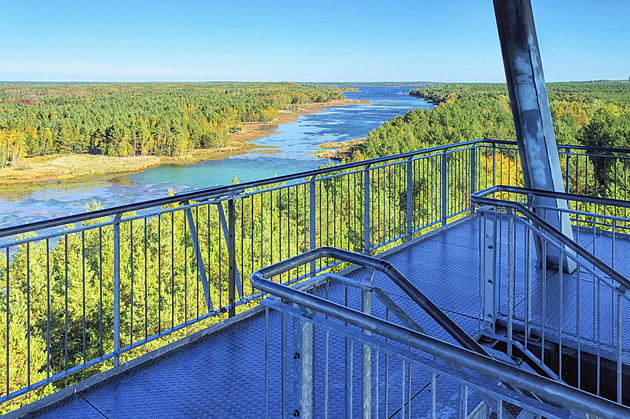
480 184 630 210
254 246 486 355
471 185 630 292
0 139 481 238
3 139 629 238
250 247 630 418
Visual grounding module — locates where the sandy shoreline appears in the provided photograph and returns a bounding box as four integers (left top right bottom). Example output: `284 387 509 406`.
0 98 363 189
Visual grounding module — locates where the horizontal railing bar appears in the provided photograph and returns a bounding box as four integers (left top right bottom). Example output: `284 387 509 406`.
252 251 629 418
4 139 629 239
0 353 114 404
252 246 488 356
544 207 630 225
472 186 630 292
484 206 630 231
0 139 490 237
484 209 629 301
264 298 570 419
477 140 630 156
487 185 630 210
560 150 630 160
0 197 229 249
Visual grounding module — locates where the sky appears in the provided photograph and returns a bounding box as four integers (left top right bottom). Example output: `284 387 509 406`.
0 0 628 83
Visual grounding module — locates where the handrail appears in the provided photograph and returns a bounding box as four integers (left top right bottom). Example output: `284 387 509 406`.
0 139 482 238
250 247 630 418
471 185 630 293
480 184 630 210
3 139 630 238
253 246 487 356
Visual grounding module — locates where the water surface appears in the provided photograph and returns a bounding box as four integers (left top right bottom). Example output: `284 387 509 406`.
0 87 432 227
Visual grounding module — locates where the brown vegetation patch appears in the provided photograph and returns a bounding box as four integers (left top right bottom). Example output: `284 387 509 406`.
0 154 160 185
315 137 365 161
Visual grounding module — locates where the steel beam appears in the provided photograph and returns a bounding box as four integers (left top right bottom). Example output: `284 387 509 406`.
227 199 236 318
183 204 213 312
217 202 244 301
493 0 575 271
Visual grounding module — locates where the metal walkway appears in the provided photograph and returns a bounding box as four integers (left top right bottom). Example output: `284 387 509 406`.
20 217 484 418
19 215 630 418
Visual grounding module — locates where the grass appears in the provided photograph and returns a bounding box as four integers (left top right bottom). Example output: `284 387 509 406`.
0 154 160 184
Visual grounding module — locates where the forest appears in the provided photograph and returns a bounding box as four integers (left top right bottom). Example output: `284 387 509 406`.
359 81 630 159
2 81 630 413
0 83 346 168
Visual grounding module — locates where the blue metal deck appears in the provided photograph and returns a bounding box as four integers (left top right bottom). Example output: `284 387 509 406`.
18 216 630 418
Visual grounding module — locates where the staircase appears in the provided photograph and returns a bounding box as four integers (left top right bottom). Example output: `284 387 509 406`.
251 240 629 418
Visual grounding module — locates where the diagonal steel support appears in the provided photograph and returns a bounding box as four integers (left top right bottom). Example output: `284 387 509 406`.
183 202 213 312
216 201 244 301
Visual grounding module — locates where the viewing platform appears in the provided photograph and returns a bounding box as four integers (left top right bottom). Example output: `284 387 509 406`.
2 140 630 418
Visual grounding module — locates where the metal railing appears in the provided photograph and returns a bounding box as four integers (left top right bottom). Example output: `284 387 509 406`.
0 139 629 410
472 185 630 405
251 247 630 418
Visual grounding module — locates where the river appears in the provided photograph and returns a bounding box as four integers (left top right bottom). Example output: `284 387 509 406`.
0 86 432 228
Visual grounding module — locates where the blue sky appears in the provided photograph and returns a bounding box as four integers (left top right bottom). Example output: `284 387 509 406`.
1 0 628 82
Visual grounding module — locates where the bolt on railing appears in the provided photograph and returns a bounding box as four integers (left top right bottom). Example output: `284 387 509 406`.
252 247 630 418
473 185 630 405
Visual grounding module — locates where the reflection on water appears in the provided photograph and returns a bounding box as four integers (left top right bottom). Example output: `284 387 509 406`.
0 87 432 228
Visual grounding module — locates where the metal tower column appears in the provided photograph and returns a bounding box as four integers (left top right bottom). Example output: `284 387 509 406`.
493 0 575 270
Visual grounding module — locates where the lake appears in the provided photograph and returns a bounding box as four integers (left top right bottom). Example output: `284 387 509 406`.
0 86 432 228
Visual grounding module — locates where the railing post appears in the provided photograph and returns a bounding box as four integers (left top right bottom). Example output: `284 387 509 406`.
113 213 122 367
309 176 316 275
217 202 243 300
492 143 497 187
364 166 370 254
507 210 514 359
362 273 373 419
482 211 497 331
470 147 477 213
293 315 313 419
565 147 571 194
441 150 448 226
406 158 413 240
228 198 236 318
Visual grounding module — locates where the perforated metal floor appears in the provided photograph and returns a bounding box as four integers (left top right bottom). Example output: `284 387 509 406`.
21 215 630 418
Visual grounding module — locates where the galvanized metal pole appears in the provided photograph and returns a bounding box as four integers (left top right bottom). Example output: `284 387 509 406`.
228 199 236 318
470 147 477 212
362 281 372 419
483 212 497 331
441 151 447 226
113 214 122 367
406 158 413 240
310 176 317 275
293 317 314 419
364 167 371 254
493 0 575 270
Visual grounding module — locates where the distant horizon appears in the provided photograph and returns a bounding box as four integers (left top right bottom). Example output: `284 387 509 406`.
1 79 627 85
